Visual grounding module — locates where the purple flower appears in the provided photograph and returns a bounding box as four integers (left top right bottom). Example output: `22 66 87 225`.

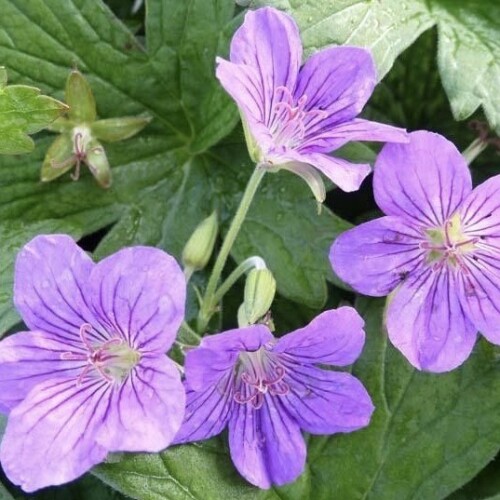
330 131 500 372
216 7 407 198
0 235 186 492
174 308 374 489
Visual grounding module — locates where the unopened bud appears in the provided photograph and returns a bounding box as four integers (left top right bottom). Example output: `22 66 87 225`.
241 268 276 325
182 211 218 273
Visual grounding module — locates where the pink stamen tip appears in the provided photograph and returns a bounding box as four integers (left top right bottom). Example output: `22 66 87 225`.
251 392 264 409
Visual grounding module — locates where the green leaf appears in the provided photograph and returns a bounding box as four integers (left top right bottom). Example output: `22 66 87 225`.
232 171 352 308
305 298 500 499
0 220 83 336
252 0 500 133
0 67 67 154
0 482 14 500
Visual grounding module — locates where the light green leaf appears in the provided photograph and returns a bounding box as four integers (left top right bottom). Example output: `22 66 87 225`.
252 0 500 133
0 67 67 154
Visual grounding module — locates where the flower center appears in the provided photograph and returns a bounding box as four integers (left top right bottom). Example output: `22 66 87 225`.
420 213 478 273
61 323 140 385
268 87 327 151
233 346 289 409
50 126 104 181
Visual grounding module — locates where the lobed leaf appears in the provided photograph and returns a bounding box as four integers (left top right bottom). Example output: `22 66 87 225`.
0 67 67 154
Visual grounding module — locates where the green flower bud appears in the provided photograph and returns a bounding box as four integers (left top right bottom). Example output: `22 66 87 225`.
182 211 218 273
241 268 276 325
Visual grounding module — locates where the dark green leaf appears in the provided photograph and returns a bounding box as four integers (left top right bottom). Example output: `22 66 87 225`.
305 298 500 499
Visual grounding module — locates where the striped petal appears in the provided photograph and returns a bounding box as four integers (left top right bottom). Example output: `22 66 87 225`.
374 131 472 227
228 394 306 489
330 216 425 296
0 377 110 492
387 268 477 372
88 246 186 353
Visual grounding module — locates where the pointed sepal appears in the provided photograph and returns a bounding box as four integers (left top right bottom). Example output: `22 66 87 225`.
91 115 151 142
65 70 96 123
85 138 111 188
40 134 75 182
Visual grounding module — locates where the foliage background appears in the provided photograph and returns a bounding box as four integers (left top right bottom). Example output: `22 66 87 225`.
0 0 499 498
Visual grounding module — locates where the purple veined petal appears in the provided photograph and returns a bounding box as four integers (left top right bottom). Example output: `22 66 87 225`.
279 149 371 192
282 364 374 434
302 118 408 153
88 246 186 353
454 174 500 342
330 216 426 297
199 324 274 354
14 235 105 348
96 355 185 452
0 330 85 412
456 251 500 344
373 131 472 227
229 7 302 126
274 307 366 366
387 268 477 372
459 174 500 239
228 394 306 489
173 370 234 445
0 376 110 492
294 46 376 130
183 347 237 392
215 58 267 127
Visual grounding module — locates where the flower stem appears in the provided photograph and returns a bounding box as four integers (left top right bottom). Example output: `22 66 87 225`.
463 137 488 165
212 256 266 306
198 166 266 332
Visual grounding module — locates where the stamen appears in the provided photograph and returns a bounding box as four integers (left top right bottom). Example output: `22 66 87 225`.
234 348 288 408
63 323 138 385
268 89 327 150
423 215 480 273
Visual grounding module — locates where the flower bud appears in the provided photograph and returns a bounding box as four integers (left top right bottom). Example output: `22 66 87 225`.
182 211 218 273
241 268 276 325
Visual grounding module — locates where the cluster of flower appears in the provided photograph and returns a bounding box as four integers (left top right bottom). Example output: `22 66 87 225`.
0 6 498 494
